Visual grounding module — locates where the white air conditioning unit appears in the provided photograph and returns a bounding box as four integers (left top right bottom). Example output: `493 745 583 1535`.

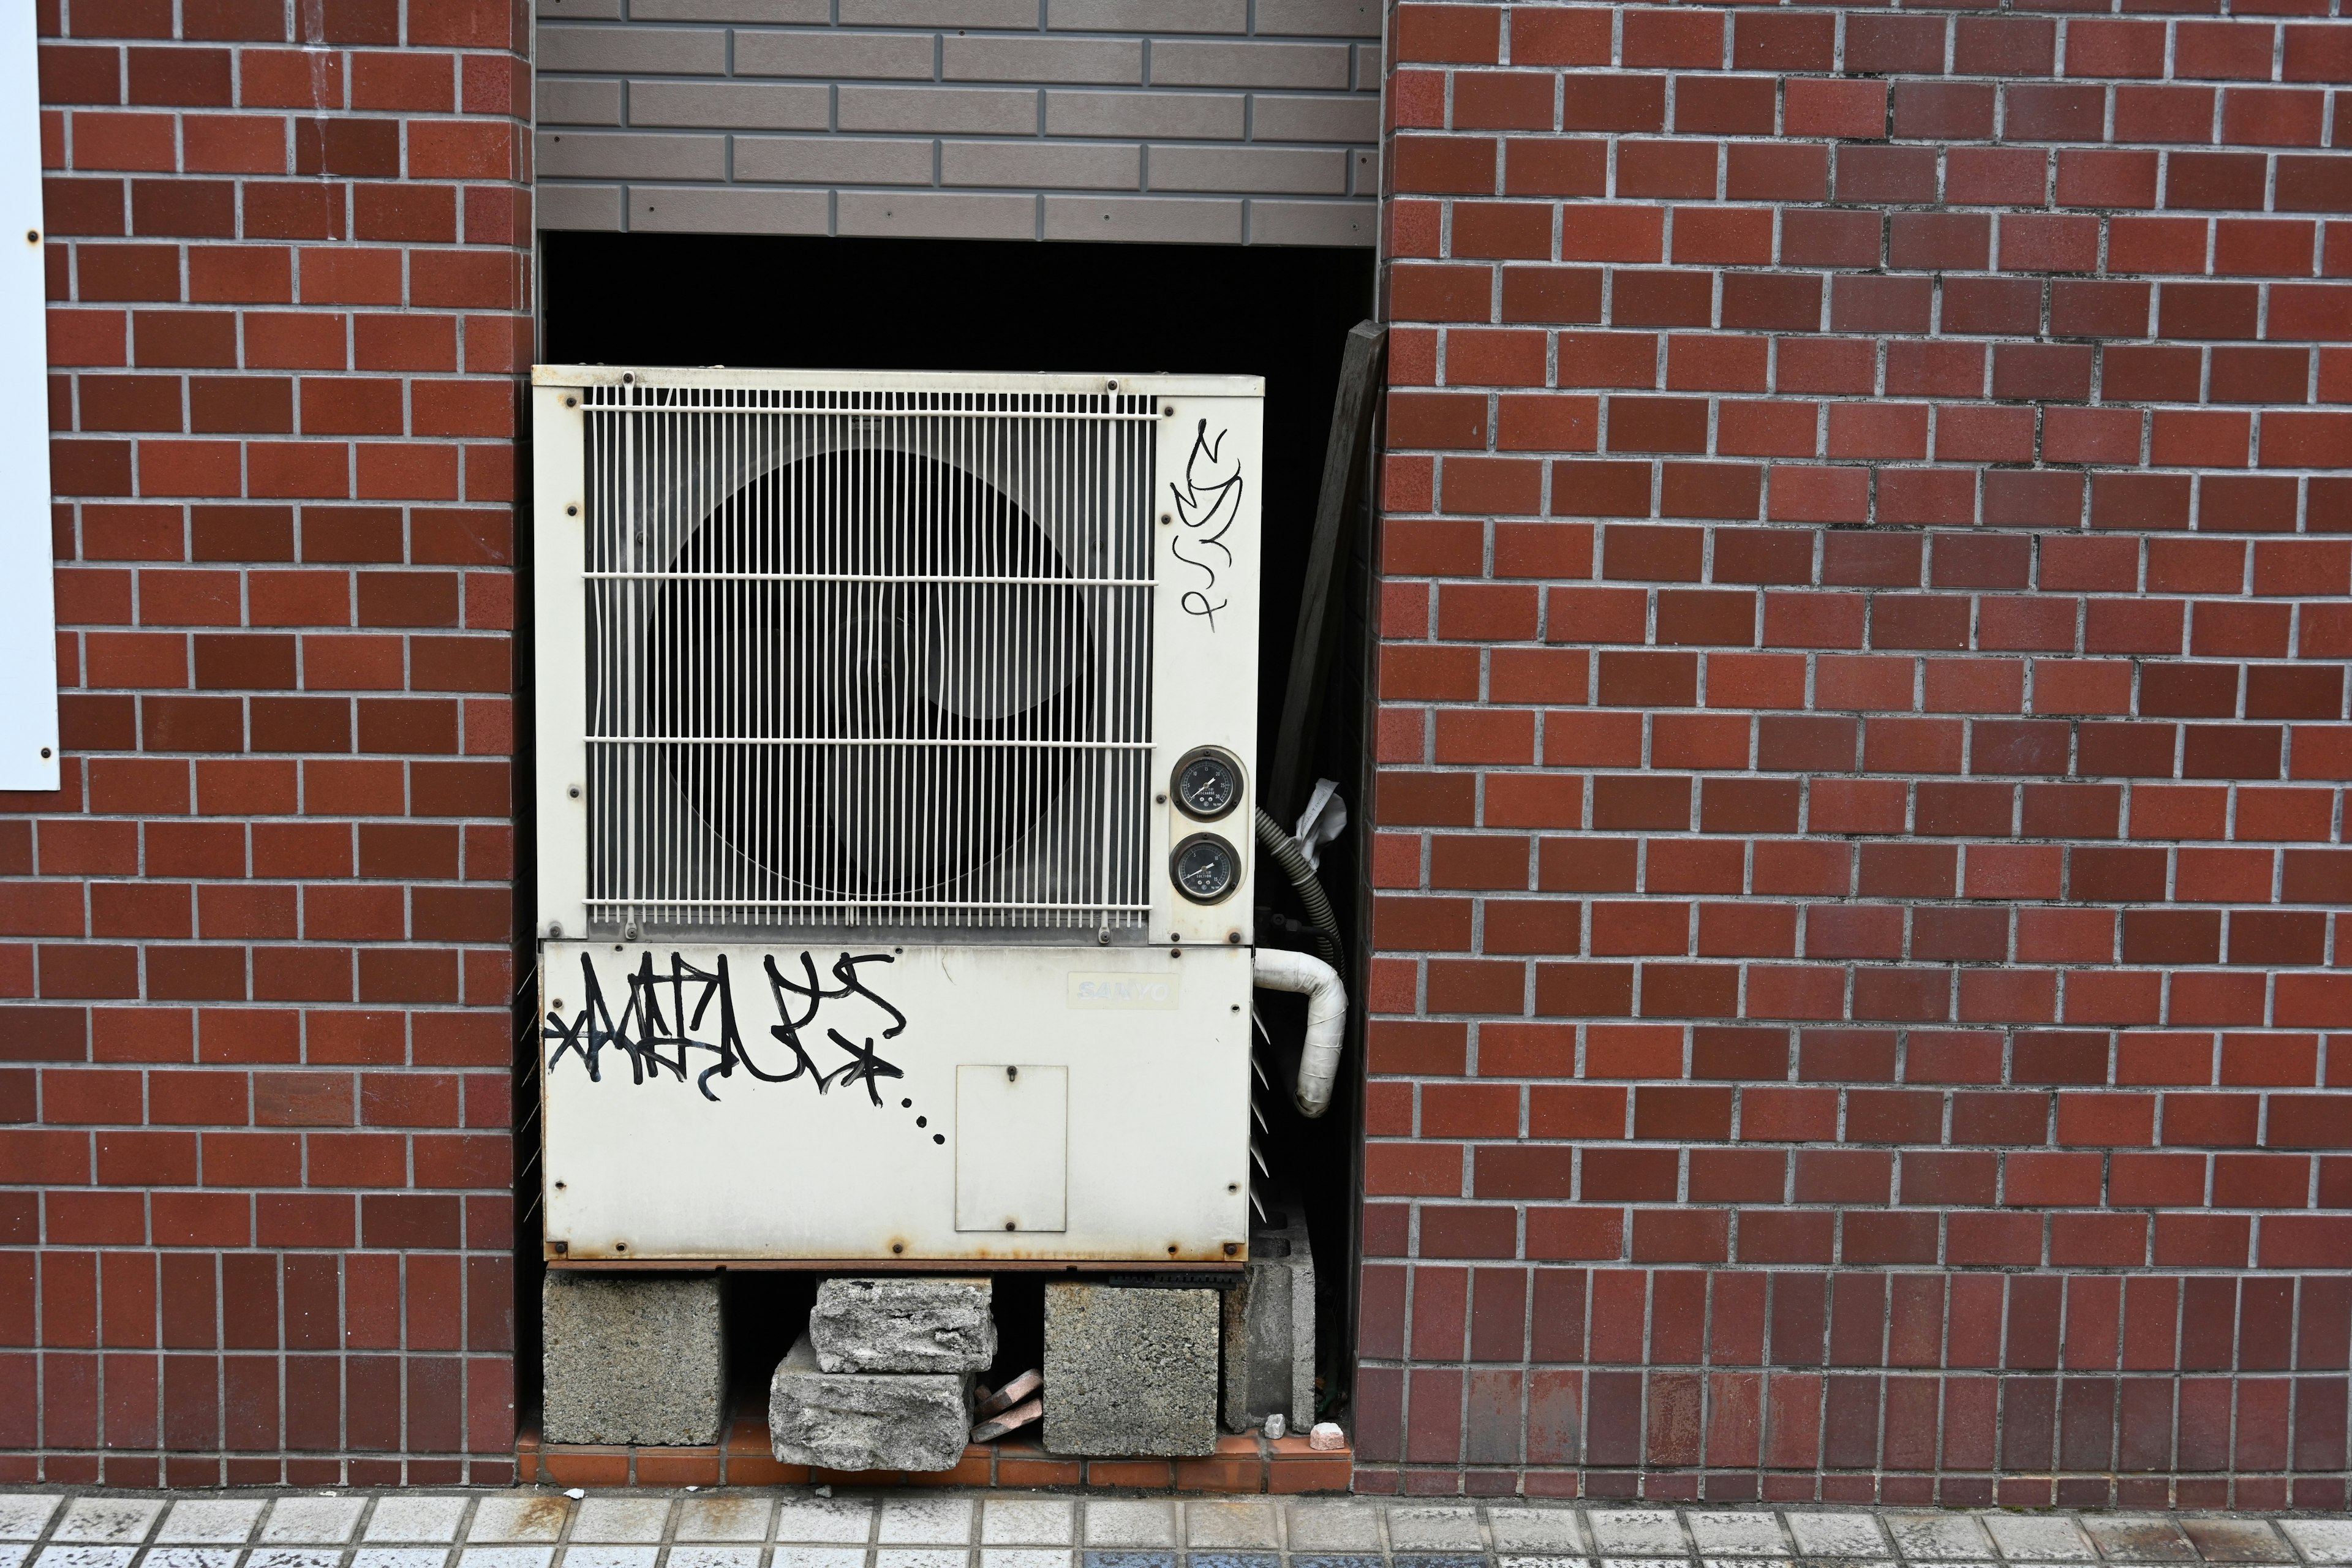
530 366 1264 1266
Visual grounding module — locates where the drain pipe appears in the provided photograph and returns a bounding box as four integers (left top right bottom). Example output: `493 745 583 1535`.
1254 946 1346 1119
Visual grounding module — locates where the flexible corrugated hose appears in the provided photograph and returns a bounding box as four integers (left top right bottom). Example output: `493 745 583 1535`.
1255 805 1343 969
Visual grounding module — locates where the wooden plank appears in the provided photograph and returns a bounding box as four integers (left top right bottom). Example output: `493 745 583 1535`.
1265 321 1388 823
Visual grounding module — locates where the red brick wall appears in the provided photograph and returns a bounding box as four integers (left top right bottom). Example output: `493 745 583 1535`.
1363 0 2352 1504
3 0 529 1484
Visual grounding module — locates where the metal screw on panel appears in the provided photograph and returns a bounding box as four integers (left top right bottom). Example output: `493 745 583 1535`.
554 1181 566 1190
564 396 577 408
1096 930 1109 946
891 1243 904 1254
1156 794 1167 804
623 924 639 941
548 922 564 938
566 504 578 516
552 1240 568 1254
1005 1066 1018 1082
1223 1243 1239 1256
24 230 37 243
1227 931 1241 944
568 785 581 799
614 1241 627 1251
39 747 50 759
1004 1221 1016 1232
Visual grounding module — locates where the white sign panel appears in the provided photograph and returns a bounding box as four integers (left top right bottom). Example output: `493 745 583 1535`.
0 9 58 791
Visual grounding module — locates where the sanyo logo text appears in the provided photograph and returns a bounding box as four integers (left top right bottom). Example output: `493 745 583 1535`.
1065 973 1182 1009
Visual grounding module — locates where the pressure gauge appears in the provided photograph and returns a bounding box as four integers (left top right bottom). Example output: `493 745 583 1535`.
1173 747 1242 820
1172 833 1241 903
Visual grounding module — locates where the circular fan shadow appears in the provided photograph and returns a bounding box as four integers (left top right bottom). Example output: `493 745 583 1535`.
638 448 1096 902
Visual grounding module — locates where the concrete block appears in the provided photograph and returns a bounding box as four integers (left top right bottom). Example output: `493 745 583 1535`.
1046 90 1245 141
1041 1283 1218 1456
537 24 729 77
1247 93 1382 145
943 140 1139 190
944 36 1144 85
769 1333 973 1472
537 130 728 182
1221 1199 1315 1433
1048 0 1247 31
629 185 830 235
839 190 1038 241
1150 40 1354 90
734 31 941 81
1042 194 1242 244
630 81 832 132
1247 198 1375 247
737 137 938 187
810 1276 997 1373
1150 145 1349 195
542 1272 725 1446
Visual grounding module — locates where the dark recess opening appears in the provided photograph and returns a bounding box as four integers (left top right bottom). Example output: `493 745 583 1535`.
532 230 1379 1436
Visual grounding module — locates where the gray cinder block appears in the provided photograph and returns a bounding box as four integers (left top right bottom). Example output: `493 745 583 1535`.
1223 1200 1316 1433
542 1272 725 1446
769 1333 974 1472
811 1276 998 1373
1042 1283 1218 1457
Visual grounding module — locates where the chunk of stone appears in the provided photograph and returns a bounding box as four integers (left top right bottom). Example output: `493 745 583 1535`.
1042 1282 1217 1457
769 1333 973 1472
1221 1196 1315 1433
810 1275 997 1373
542 1272 725 1446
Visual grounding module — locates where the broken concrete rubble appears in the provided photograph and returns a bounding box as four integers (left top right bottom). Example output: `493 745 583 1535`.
769 1332 974 1472
809 1275 996 1373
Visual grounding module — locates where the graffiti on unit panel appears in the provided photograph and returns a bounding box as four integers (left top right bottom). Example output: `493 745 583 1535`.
543 950 941 1142
1167 419 1242 630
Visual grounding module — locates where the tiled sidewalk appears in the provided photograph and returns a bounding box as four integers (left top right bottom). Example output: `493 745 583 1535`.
3 1494 2352 1568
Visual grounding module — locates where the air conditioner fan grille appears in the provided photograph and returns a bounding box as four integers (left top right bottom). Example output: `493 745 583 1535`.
579 385 1158 933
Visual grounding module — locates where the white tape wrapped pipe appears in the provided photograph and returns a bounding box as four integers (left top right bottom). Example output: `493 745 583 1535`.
1254 946 1346 1118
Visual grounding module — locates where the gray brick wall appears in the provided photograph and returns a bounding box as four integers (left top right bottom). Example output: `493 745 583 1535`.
533 0 1381 245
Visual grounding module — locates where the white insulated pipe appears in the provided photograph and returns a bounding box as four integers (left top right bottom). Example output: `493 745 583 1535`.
1254 946 1347 1119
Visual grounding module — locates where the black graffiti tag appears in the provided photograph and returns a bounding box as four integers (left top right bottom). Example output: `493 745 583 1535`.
1167 418 1242 629
544 948 905 1104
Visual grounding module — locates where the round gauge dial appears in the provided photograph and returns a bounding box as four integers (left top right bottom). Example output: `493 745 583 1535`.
1174 747 1243 820
1171 833 1240 904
